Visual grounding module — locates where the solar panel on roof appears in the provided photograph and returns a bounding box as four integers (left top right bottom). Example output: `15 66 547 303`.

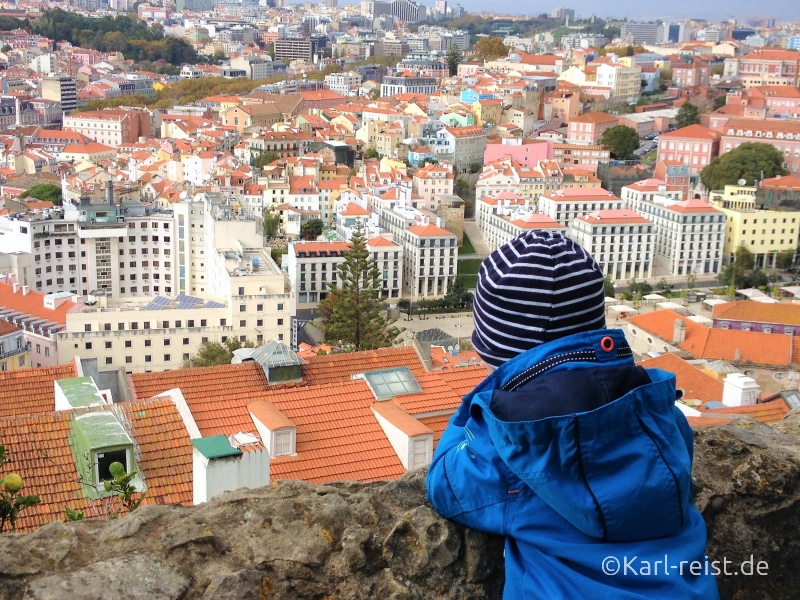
205 301 225 308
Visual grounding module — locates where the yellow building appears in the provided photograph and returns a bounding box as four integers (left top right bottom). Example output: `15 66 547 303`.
710 184 800 268
0 321 31 371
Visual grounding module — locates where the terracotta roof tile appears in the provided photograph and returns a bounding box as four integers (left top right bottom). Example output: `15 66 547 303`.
0 364 78 418
639 353 723 402
0 280 77 326
713 300 800 326
389 366 486 415
267 380 405 483
302 347 425 386
701 399 791 424
419 414 452 447
130 362 270 402
628 310 791 366
0 397 192 533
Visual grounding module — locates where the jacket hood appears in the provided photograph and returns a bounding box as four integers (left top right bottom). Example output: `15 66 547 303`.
464 330 693 543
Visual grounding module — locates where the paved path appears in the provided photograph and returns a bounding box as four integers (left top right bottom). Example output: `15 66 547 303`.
396 312 475 341
462 219 491 257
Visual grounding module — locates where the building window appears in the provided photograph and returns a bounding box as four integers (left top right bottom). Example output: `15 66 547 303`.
105 341 112 349
85 342 92 350
105 357 113 365
144 355 152 363
274 429 294 456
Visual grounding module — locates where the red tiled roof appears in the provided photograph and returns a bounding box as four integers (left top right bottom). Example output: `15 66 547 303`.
578 209 650 224
267 380 405 483
0 397 193 532
407 223 454 237
129 362 270 402
0 364 78 418
392 366 486 415
659 124 720 140
639 353 723 402
419 413 452 447
302 347 425 386
713 300 800 326
0 280 76 326
701 399 791 424
628 310 792 366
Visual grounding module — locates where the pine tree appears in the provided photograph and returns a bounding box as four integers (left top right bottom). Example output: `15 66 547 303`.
319 222 399 350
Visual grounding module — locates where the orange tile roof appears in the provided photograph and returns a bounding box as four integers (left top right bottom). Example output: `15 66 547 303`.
340 203 371 216
367 236 399 247
392 366 487 415
372 400 433 436
419 413 452 447
121 398 194 506
578 209 650 225
510 214 564 229
293 241 350 256
712 300 800 326
544 187 620 201
628 310 792 366
407 223 454 238
701 399 791 424
0 397 192 532
302 346 425 386
659 124 720 141
129 362 270 403
685 415 734 429
0 280 76 326
0 320 21 336
571 112 618 124
639 353 723 402
267 380 405 483
667 199 720 214
0 363 78 418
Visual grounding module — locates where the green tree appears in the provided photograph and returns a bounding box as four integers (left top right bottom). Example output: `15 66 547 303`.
0 44 10 53
318 221 399 350
20 183 63 205
700 143 788 191
675 102 700 128
656 277 672 293
364 147 382 160
628 277 653 297
686 267 697 292
254 151 279 170
445 47 461 76
262 206 282 240
473 36 510 60
599 125 640 160
713 94 727 109
603 273 615 298
775 249 795 270
0 444 40 533
300 218 324 240
187 338 256 367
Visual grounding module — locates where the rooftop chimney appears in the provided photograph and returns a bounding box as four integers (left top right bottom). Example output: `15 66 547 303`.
106 179 114 206
672 318 686 345
722 373 760 407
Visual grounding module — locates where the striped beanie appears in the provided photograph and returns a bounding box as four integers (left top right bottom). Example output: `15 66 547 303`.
472 230 606 368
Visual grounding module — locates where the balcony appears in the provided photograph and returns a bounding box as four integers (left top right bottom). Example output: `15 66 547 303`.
0 341 30 360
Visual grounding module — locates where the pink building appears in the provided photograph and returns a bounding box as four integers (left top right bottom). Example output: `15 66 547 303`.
0 275 82 368
726 86 800 119
657 124 720 176
483 137 553 166
566 112 618 144
720 118 800 175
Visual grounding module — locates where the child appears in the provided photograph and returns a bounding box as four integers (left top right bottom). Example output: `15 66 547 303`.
427 230 719 599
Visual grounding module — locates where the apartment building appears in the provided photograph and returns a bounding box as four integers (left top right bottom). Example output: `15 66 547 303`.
657 124 720 177
709 185 799 268
595 63 642 102
412 163 454 211
324 71 363 96
0 320 31 372
285 238 403 308
41 74 77 117
570 209 654 281
624 195 725 276
63 109 151 148
380 71 437 97
476 192 565 252
539 187 623 229
552 143 611 170
428 126 487 175
566 112 619 144
671 61 710 88
274 38 316 63
725 86 800 119
723 48 800 88
719 118 800 175
476 159 564 205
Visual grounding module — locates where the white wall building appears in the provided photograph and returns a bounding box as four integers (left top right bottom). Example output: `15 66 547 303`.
539 187 623 229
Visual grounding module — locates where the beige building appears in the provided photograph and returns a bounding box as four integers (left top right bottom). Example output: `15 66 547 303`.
477 192 565 252
570 209 654 281
412 163 455 211
539 187 623 229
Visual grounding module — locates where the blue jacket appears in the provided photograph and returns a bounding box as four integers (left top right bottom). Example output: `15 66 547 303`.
427 328 719 599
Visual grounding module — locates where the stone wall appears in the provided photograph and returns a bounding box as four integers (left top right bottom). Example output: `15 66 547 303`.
2 413 800 600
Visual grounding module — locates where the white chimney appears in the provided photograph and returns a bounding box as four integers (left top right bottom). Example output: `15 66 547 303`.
191 435 270 505
722 373 760 407
12 283 20 294
672 318 686 345
21 285 29 295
